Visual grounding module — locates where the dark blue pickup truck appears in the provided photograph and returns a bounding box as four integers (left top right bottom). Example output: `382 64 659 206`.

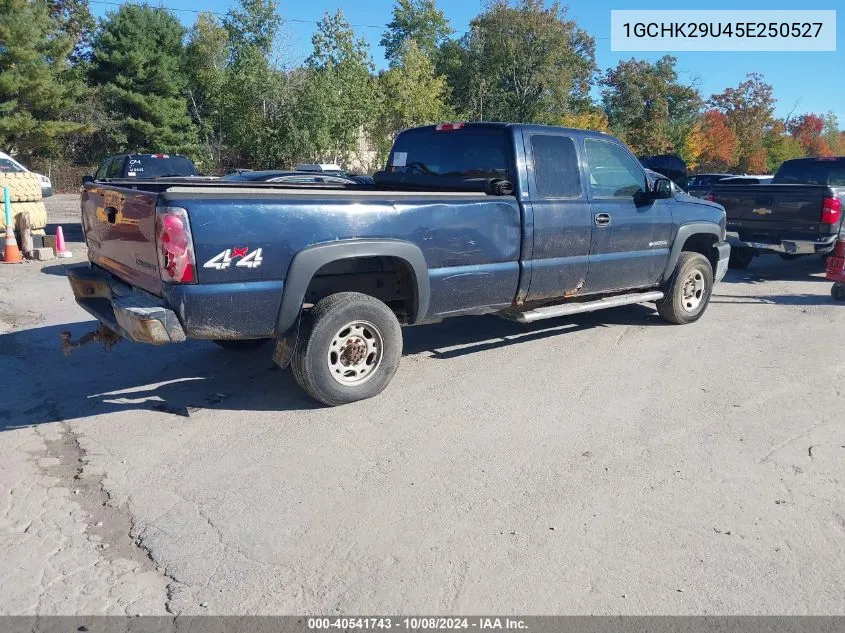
68 123 729 405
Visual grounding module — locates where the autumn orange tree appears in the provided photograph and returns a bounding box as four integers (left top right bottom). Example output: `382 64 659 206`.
708 74 775 173
695 110 737 172
787 113 835 157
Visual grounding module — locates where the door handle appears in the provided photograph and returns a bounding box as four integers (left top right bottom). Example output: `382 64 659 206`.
594 213 611 227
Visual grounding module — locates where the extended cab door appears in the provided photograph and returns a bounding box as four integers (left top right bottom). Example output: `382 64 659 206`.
582 138 672 293
523 132 592 301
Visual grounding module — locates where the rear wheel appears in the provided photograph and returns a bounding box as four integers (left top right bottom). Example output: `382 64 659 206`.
213 338 270 351
656 252 714 325
832 283 845 302
292 292 402 406
728 246 754 269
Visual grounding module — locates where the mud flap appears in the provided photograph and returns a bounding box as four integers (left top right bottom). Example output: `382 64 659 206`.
272 317 302 370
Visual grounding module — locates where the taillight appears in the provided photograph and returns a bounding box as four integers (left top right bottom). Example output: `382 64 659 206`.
705 193 714 202
822 197 841 224
156 207 196 283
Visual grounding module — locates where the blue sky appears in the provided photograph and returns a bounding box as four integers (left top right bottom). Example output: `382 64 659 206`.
91 0 844 126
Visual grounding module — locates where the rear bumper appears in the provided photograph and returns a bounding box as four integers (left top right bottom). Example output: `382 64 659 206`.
67 263 186 345
725 231 838 255
714 241 730 283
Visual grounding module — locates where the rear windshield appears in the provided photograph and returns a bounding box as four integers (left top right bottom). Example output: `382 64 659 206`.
125 155 197 178
687 175 730 187
773 160 845 186
387 128 512 180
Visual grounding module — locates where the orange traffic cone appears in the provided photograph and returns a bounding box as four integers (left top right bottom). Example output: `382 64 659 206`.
2 186 22 264
2 224 22 264
55 225 72 258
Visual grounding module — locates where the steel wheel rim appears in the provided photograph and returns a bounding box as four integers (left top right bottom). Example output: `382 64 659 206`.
327 320 384 386
681 269 706 312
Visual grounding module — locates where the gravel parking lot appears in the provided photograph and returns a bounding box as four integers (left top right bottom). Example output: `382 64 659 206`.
1 194 843 615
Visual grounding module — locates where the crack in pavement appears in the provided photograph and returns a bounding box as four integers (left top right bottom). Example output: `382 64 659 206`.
32 422 175 614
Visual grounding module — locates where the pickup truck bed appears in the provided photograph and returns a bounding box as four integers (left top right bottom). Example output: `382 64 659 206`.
70 122 729 406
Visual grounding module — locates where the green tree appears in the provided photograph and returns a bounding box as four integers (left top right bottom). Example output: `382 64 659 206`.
823 111 842 155
763 120 804 173
217 0 291 169
301 10 381 166
0 0 89 158
380 0 452 67
375 40 452 157
89 5 196 155
224 0 280 59
708 73 775 173
601 56 701 155
46 0 94 63
441 0 596 124
186 12 230 166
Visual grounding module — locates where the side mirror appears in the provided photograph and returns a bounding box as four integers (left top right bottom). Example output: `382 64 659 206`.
651 177 673 199
82 174 94 185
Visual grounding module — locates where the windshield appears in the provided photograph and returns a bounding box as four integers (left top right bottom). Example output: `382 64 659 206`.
387 127 512 180
774 160 845 186
0 158 24 173
125 155 197 178
687 175 730 187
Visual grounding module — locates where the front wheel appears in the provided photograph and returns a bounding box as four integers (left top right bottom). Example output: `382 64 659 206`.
656 252 714 325
832 283 845 302
292 292 403 406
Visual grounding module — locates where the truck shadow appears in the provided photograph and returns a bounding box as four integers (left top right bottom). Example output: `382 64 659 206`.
721 255 829 284
710 293 833 306
1 304 661 430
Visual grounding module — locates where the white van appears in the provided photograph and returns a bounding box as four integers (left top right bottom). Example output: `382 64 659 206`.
0 151 53 197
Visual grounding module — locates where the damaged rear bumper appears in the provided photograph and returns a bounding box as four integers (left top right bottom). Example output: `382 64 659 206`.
67 263 186 345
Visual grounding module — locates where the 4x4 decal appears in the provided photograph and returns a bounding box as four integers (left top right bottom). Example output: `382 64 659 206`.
203 247 263 270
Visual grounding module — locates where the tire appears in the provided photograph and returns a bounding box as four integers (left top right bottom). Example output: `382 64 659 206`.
832 283 845 302
292 292 402 406
728 246 754 269
0 172 43 203
213 338 270 350
656 252 715 325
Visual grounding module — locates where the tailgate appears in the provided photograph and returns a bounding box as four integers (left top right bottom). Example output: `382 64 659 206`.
81 184 162 295
713 183 832 242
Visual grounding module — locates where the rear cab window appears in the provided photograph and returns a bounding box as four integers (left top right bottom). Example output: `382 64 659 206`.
688 175 728 187
530 134 582 198
774 159 845 186
125 155 197 178
387 126 513 181
106 157 125 178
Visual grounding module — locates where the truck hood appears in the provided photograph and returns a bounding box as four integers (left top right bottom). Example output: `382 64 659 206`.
675 191 725 212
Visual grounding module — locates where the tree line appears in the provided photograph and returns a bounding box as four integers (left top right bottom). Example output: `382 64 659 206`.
1 0 842 176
